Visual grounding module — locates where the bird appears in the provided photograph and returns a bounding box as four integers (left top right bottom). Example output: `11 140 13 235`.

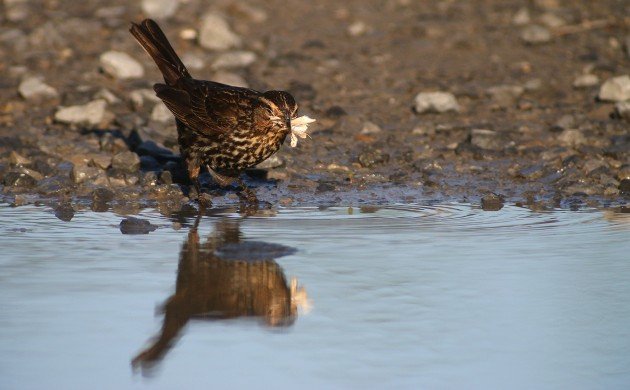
129 19 314 203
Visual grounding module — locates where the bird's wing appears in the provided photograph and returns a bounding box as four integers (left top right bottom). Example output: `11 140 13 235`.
154 80 262 135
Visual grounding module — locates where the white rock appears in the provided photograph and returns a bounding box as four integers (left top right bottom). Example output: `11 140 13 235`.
198 13 242 50
598 75 630 102
180 28 197 40
181 52 206 70
615 101 630 121
512 8 531 25
360 121 382 134
539 12 565 28
100 51 144 79
558 129 586 147
130 89 161 108
414 92 460 113
348 21 367 37
520 25 551 44
151 102 173 122
212 72 249 88
141 0 179 19
94 88 121 104
572 74 599 88
55 100 107 126
18 76 58 100
211 51 257 70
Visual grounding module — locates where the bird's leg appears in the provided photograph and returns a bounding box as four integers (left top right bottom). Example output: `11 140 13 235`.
206 165 238 187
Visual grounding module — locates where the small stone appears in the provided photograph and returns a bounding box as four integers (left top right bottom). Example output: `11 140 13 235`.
180 29 197 40
481 193 504 211
94 88 121 104
583 159 606 175
54 100 107 126
3 171 37 187
211 51 257 70
54 204 75 222
487 85 524 107
470 129 513 151
414 92 460 114
159 170 173 185
558 129 586 147
129 89 161 108
348 21 367 37
512 8 531 25
520 25 551 44
18 76 58 100
112 151 141 173
361 121 382 134
151 102 172 123
71 165 101 184
93 187 115 203
90 154 112 169
256 155 284 169
212 72 249 88
614 101 630 121
524 78 543 91
598 75 630 102
141 0 179 19
539 12 565 28
180 52 205 70
100 51 144 79
554 114 577 130
573 74 599 88
9 151 31 166
358 148 389 168
120 217 158 234
199 13 242 50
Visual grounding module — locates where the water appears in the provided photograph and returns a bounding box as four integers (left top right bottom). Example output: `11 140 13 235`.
1 204 629 389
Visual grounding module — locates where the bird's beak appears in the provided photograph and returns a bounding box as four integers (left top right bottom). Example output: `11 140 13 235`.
285 113 292 131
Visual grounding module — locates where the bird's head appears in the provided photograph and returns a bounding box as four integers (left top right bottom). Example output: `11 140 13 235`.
262 90 298 131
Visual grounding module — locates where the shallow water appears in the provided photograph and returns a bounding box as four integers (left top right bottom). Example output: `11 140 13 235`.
1 204 629 389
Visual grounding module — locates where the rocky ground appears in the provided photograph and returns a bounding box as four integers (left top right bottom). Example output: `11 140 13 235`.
1 0 629 215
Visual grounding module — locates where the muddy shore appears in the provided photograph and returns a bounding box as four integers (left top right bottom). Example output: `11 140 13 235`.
1 0 629 214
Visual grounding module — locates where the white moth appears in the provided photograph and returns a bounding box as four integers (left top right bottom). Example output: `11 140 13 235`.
289 115 316 147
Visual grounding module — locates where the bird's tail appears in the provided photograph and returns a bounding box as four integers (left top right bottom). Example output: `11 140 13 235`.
129 19 191 86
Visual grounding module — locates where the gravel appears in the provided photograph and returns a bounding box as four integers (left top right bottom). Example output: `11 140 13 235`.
211 51 257 70
598 75 630 102
141 0 179 19
573 74 599 88
18 76 58 100
150 102 173 123
100 51 144 79
198 13 242 50
520 25 552 44
414 92 460 113
54 99 107 126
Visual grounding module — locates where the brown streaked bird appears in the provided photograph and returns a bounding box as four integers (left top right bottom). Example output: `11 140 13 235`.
129 19 314 203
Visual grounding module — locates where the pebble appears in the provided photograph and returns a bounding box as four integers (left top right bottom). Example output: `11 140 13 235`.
141 0 179 19
54 204 75 222
539 12 565 28
150 102 172 122
9 151 31 165
211 51 257 70
111 151 141 173
54 99 107 126
90 154 112 169
93 187 115 203
100 51 144 79
615 102 630 121
361 121 382 134
3 171 38 187
71 165 101 184
129 89 161 108
558 129 587 147
573 74 599 88
119 217 158 234
358 148 389 168
256 155 284 169
520 25 551 44
598 75 630 102
414 92 460 114
512 8 531 26
94 88 121 104
18 76 58 100
212 72 249 88
481 193 504 211
348 21 368 37
470 129 512 151
199 13 242 50
487 85 524 107
180 52 205 70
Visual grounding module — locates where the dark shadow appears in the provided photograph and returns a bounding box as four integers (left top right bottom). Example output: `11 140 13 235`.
132 213 309 375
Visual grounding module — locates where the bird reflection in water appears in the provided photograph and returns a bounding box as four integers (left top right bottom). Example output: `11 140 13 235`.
132 213 310 374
